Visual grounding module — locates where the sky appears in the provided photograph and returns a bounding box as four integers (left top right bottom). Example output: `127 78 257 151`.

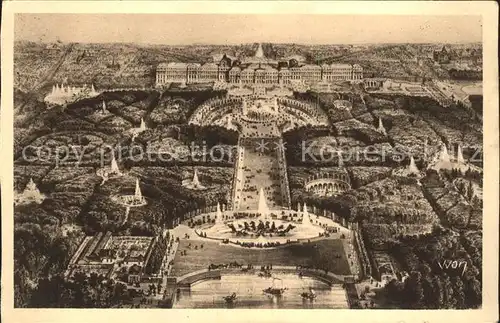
15 14 482 45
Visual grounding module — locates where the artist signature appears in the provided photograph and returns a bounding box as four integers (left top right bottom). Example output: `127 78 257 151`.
437 259 468 276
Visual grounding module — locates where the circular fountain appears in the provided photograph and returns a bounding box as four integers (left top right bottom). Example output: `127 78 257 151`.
200 189 326 246
113 178 148 207
182 168 207 190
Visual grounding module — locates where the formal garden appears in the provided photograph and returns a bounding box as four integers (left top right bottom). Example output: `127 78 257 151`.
170 238 352 278
13 83 483 309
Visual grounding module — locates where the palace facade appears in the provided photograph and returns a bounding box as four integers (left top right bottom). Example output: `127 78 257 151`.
156 54 363 87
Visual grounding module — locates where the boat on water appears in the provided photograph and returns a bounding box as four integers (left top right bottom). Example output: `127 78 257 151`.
263 278 287 296
223 293 237 304
300 288 317 300
263 286 287 296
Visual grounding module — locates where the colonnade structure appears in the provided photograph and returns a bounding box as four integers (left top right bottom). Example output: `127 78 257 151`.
305 170 352 197
188 97 243 126
188 95 330 131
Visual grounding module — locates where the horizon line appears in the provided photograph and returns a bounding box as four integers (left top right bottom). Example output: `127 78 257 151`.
16 40 483 46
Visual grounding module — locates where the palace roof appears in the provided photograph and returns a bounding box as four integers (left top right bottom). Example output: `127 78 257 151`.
167 62 188 68
201 62 218 69
324 63 353 69
300 64 322 70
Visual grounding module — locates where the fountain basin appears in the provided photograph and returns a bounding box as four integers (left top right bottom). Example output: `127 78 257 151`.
112 194 147 207
202 217 325 245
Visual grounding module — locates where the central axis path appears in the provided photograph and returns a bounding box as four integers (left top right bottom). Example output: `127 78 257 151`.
232 120 291 212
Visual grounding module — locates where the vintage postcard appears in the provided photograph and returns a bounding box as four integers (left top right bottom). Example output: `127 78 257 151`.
1 1 498 323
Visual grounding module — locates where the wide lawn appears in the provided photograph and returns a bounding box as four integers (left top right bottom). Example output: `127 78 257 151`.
170 238 351 277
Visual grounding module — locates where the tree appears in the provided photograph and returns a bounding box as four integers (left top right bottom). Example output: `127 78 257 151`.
451 276 466 309
385 279 404 301
464 277 481 308
402 271 425 308
422 275 435 308
430 276 444 308
442 275 456 309
86 211 108 232
463 264 480 281
466 181 475 202
471 195 481 209
419 263 432 277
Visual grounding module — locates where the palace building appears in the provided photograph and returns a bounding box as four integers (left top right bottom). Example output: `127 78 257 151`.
156 45 363 87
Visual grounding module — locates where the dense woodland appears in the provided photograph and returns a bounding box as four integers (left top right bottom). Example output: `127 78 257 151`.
448 68 482 81
13 85 483 308
384 227 481 309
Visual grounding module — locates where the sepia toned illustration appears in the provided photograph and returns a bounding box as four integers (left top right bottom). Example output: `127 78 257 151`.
13 14 483 309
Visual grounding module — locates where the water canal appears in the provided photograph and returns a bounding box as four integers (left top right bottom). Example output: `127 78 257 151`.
173 273 349 309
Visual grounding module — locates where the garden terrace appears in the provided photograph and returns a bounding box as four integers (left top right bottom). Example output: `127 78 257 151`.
277 97 330 127
170 238 352 278
238 118 281 138
294 92 354 123
236 138 287 210
188 97 242 126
